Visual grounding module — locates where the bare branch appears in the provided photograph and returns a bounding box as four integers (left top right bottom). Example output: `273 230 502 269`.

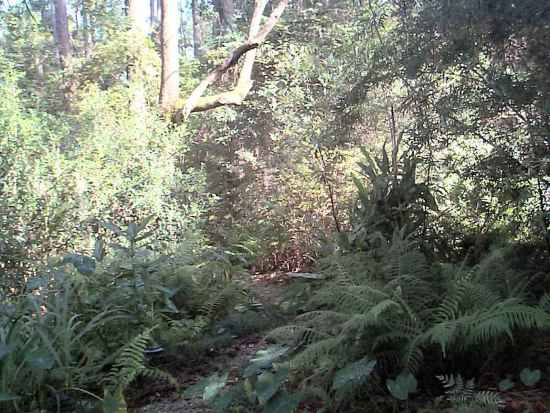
175 0 288 122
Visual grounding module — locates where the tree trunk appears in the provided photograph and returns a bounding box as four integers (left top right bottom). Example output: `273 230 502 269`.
53 0 72 69
192 0 204 58
216 0 235 34
150 0 157 26
128 0 148 33
128 0 148 112
159 0 180 112
82 1 93 57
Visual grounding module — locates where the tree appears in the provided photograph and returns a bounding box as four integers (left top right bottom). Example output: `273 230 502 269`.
128 0 148 112
176 0 289 121
159 0 180 112
128 0 148 33
215 0 234 34
53 0 71 68
192 0 204 58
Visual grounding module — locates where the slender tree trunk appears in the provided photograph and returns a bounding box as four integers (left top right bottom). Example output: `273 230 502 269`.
160 0 180 112
216 0 234 34
192 0 204 58
150 0 157 26
128 0 148 112
53 0 72 69
128 0 148 33
82 1 92 57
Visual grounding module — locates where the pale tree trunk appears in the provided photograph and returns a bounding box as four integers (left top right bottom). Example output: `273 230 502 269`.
82 2 93 58
216 0 234 34
159 0 180 112
192 0 204 58
53 0 72 69
175 0 288 121
150 0 157 26
128 0 148 33
128 0 148 112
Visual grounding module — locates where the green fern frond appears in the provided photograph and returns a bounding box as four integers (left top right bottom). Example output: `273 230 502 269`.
103 329 153 390
437 374 503 410
291 337 342 370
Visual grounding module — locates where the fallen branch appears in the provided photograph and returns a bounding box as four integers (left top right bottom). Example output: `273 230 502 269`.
174 0 288 122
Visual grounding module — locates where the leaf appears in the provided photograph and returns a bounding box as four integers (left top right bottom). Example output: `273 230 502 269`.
203 373 229 401
0 343 12 360
332 358 376 391
62 254 96 275
127 223 138 240
25 351 55 370
498 378 514 391
386 378 408 401
0 392 19 401
520 368 541 387
101 221 123 236
387 371 417 401
256 366 289 404
243 345 289 377
263 391 302 413
210 386 241 412
184 373 228 401
94 237 105 262
137 215 155 233
26 276 48 290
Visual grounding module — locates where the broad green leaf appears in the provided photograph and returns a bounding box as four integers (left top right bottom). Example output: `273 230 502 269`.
243 345 289 377
0 392 19 401
520 368 541 387
26 276 48 290
256 366 289 404
210 386 241 412
25 351 55 370
263 391 302 413
101 221 123 236
63 254 96 275
332 358 376 390
137 215 155 233
498 378 514 391
93 237 105 262
203 373 229 401
387 371 417 401
0 343 12 360
127 223 138 240
184 373 228 401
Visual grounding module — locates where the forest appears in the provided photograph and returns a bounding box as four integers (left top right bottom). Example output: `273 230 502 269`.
0 0 549 412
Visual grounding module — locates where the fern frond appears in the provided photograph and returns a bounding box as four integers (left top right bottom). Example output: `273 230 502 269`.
103 329 152 390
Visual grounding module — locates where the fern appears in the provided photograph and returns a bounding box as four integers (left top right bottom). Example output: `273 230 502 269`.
268 236 550 407
437 374 503 412
103 329 177 392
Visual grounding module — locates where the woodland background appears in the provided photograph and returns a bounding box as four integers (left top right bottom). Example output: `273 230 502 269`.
0 0 549 412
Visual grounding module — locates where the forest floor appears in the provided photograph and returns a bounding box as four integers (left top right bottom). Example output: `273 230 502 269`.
130 271 293 413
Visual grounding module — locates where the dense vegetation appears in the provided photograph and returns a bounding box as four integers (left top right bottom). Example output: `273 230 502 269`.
0 0 549 412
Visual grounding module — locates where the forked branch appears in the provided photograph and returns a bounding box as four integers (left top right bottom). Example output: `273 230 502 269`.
174 0 288 122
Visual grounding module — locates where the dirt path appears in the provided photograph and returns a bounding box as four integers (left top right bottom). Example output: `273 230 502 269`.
130 271 292 413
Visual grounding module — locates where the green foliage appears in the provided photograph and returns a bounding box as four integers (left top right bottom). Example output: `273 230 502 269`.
346 148 437 250
267 228 549 408
437 374 503 412
386 371 418 401
102 329 176 413
519 368 541 387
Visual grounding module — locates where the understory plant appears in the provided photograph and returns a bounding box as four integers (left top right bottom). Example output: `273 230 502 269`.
244 150 550 411
0 215 257 412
